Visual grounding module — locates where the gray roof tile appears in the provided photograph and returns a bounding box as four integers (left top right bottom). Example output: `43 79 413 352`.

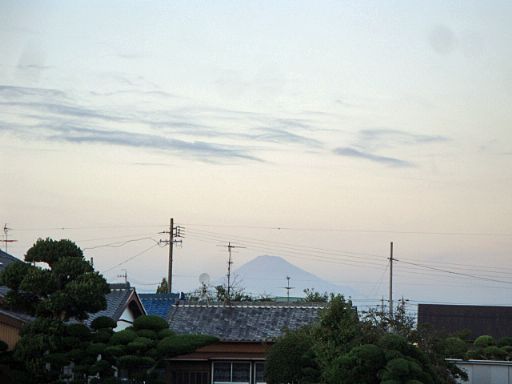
168 302 324 342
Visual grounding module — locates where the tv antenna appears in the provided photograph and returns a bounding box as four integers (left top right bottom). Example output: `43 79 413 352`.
198 273 211 303
284 276 295 302
117 269 128 284
219 242 245 302
2 224 17 253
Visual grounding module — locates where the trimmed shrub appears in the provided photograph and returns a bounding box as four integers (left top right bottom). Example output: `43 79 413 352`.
443 337 468 358
474 335 495 348
87 342 107 356
158 329 175 339
379 334 409 353
483 346 507 360
133 315 168 331
157 334 218 356
66 323 91 338
91 316 117 331
498 337 512 347
94 328 113 343
137 329 157 339
109 329 137 345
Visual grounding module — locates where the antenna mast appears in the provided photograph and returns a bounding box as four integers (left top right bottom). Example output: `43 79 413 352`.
284 276 295 302
222 242 245 302
2 224 17 253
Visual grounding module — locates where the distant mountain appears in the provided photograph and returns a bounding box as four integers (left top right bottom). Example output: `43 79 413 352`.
230 255 356 298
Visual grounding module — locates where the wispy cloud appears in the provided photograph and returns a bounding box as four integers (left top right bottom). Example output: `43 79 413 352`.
0 83 328 163
48 126 261 162
333 128 448 168
333 147 413 168
251 128 322 147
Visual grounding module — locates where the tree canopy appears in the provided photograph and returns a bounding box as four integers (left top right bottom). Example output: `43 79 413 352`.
265 295 467 384
0 238 110 321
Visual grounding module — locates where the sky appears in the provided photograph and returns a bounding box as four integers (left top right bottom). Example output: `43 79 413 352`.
1 1 512 313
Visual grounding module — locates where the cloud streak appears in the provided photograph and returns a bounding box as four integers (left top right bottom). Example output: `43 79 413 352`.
333 147 413 168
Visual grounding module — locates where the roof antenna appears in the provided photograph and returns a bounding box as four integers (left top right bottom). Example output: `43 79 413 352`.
2 224 17 253
284 276 295 303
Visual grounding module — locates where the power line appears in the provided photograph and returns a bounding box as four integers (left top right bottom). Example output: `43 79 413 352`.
101 243 159 273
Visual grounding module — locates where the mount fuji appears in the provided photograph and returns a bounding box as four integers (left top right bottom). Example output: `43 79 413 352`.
230 255 357 298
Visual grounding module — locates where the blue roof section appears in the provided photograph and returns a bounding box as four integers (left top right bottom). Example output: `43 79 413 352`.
139 293 179 319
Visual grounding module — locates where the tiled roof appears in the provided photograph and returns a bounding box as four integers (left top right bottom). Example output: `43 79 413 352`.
168 302 324 342
139 293 179 319
86 282 137 325
0 249 21 273
0 250 22 299
0 307 34 324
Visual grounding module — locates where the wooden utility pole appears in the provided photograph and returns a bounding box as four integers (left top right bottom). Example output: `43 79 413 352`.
389 241 394 319
168 218 174 294
160 218 182 294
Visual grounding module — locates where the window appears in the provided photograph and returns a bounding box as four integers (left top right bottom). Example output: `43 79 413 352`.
213 362 251 384
254 362 266 384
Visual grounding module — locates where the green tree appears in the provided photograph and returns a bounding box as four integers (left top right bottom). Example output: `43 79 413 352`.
0 238 110 382
303 288 329 303
265 326 320 384
0 238 110 321
265 296 467 384
156 278 169 294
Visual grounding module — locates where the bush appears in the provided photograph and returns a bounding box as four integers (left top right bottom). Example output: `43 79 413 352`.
379 334 409 353
109 329 137 345
157 334 218 356
474 335 495 348
443 337 468 358
483 346 507 360
133 315 168 331
498 336 512 347
0 340 8 352
137 329 157 339
91 316 117 330
94 328 113 343
66 323 91 339
87 342 107 356
158 329 175 339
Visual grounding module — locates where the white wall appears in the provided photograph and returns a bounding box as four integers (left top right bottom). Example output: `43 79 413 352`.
114 307 136 332
450 359 512 384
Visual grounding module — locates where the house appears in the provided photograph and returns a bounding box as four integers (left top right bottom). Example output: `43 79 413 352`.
86 282 146 331
418 304 512 340
0 250 26 350
165 302 324 384
139 292 180 319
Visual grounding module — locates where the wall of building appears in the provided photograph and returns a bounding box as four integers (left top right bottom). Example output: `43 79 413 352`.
0 320 21 350
451 359 512 384
114 307 135 332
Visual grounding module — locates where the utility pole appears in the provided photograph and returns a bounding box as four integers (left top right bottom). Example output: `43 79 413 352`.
160 218 183 294
389 241 394 319
2 224 17 253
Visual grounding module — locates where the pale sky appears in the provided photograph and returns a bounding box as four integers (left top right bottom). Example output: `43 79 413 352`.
1 1 512 312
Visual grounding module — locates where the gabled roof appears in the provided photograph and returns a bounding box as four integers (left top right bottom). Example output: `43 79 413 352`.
168 302 324 342
0 249 21 273
86 282 145 326
139 293 179 319
418 304 512 340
